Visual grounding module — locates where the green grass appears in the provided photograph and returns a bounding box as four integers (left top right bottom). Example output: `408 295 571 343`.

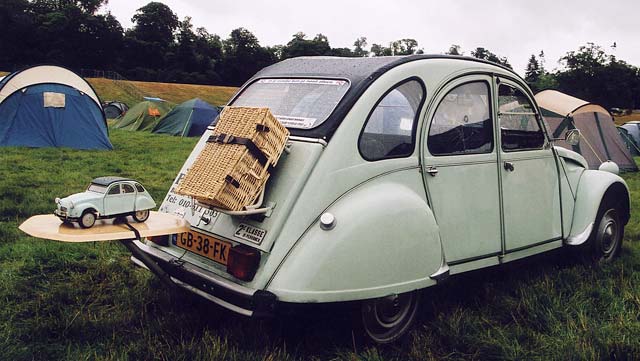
2 132 640 360
87 78 238 108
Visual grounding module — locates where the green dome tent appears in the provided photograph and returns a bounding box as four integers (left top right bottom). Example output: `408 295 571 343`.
110 100 171 131
152 98 219 137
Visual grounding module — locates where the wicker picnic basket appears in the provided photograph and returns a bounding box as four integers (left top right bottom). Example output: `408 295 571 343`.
175 107 289 211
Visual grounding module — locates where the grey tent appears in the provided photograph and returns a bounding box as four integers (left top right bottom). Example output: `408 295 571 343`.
103 101 129 119
535 90 637 171
617 126 640 156
621 121 640 144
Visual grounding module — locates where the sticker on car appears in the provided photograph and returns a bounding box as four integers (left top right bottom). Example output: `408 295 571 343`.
234 223 267 244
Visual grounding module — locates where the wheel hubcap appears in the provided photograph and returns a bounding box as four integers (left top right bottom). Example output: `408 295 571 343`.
361 292 418 343
598 209 619 258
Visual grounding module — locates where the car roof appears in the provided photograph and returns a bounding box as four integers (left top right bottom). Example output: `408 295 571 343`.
91 176 135 186
233 55 518 140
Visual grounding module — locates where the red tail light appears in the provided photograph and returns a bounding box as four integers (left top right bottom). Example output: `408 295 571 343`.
148 235 169 247
226 245 261 281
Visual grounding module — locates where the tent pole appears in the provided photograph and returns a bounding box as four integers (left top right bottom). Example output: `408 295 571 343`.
181 109 194 137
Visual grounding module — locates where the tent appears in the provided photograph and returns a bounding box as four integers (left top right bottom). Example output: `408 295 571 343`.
152 98 219 137
535 90 637 171
617 126 640 156
110 100 171 131
0 65 112 150
621 121 640 144
103 101 129 119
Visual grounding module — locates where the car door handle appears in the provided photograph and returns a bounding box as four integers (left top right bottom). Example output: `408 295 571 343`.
504 161 515 172
426 166 439 176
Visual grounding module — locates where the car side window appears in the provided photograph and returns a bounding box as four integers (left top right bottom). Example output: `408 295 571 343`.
135 183 145 193
359 79 424 161
122 184 135 194
428 81 493 155
498 84 545 151
107 185 120 195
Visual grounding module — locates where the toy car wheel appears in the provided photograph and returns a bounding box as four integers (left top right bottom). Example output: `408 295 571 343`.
358 290 420 344
133 209 150 222
588 197 623 262
80 211 96 228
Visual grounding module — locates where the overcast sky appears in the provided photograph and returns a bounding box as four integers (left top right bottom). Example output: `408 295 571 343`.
104 0 640 76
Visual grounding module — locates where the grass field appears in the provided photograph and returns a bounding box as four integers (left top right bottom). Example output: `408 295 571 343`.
87 78 238 108
1 130 640 360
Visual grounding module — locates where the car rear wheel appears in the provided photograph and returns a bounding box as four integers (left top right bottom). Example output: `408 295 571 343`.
587 197 623 263
80 211 96 228
133 209 150 222
358 290 420 344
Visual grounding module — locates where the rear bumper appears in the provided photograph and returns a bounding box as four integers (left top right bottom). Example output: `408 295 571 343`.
130 240 277 318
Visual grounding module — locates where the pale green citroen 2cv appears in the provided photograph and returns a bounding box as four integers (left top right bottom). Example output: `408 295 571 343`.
130 55 630 344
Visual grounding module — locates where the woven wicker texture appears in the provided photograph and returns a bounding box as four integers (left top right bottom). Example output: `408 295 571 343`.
175 107 289 211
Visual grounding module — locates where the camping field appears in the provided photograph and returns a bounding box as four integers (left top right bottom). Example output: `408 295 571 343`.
1 129 640 360
87 78 238 108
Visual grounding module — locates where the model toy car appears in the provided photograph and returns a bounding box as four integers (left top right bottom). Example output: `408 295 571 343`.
131 56 630 344
54 177 156 228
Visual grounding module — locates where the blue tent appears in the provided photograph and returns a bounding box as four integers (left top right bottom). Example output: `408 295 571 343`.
0 65 112 150
152 98 219 137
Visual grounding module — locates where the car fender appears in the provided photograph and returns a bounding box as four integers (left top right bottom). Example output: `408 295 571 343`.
266 176 442 303
567 170 630 245
72 203 99 218
135 194 156 211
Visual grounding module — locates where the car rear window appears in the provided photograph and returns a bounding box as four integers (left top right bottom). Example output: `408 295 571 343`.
231 78 350 130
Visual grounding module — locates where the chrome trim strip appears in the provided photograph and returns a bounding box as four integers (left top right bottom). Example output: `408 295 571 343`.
289 135 328 146
565 222 593 246
132 241 256 297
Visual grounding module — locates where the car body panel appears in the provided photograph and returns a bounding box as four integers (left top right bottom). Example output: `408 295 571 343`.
267 168 441 302
569 169 629 239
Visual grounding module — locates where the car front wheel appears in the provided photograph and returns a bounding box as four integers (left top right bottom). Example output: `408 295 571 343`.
80 211 96 228
357 290 420 344
587 197 623 262
133 209 150 222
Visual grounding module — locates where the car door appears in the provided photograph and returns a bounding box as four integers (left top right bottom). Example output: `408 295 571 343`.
103 183 135 216
422 76 502 263
496 80 562 251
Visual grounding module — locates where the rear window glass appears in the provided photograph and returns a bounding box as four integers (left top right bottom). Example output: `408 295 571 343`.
232 78 350 129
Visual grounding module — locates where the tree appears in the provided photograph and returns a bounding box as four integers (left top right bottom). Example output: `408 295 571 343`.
281 32 332 59
129 2 178 46
470 47 512 68
353 37 369 57
220 27 277 85
554 43 640 109
371 39 421 56
525 54 541 85
446 44 462 56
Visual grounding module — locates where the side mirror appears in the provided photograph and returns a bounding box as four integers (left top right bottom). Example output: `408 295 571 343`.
565 129 581 146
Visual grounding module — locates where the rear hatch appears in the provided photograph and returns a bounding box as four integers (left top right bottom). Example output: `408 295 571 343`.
158 77 351 258
158 133 324 253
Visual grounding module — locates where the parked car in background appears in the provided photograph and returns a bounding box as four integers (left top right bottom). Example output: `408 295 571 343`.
132 55 630 344
54 177 156 228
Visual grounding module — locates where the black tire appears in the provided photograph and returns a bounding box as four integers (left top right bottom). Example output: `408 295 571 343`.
586 197 623 263
356 290 420 344
79 210 96 228
132 209 150 222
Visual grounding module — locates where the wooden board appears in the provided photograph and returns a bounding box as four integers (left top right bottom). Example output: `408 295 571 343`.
19 211 189 242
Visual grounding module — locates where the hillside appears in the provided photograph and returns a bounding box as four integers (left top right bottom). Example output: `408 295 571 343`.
88 78 238 107
0 71 237 107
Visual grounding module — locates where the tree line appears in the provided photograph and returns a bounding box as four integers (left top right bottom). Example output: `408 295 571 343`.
1 1 639 109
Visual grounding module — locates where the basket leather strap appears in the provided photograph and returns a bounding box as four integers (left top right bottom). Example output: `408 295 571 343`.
208 133 269 166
